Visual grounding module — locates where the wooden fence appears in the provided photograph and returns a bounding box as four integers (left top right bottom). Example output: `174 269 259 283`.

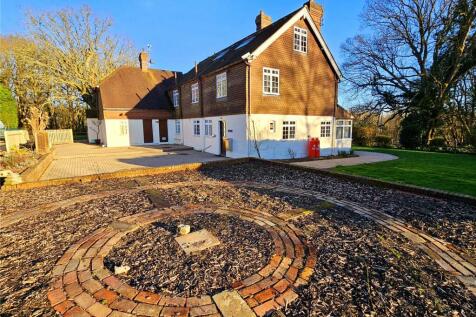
46 129 73 145
4 130 30 152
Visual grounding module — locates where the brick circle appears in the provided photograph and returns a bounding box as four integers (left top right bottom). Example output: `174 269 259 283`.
48 204 314 316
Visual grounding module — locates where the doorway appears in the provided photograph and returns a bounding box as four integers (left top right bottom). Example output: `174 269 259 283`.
143 119 153 143
219 121 226 156
159 119 168 143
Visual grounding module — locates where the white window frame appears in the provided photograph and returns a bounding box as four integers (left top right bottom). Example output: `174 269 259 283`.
336 120 352 139
269 120 276 133
193 120 200 136
204 119 213 136
282 121 296 140
175 120 181 135
119 121 128 136
216 72 227 99
263 67 280 95
320 121 331 138
173 90 180 107
294 27 308 53
191 83 199 104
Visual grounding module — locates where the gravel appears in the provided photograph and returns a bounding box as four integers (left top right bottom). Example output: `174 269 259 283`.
105 213 274 297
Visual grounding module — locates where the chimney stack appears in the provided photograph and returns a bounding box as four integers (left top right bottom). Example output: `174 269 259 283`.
139 51 149 72
306 0 324 29
194 61 198 76
255 10 272 31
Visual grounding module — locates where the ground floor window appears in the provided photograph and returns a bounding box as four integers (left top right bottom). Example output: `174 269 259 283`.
175 120 181 134
119 121 128 136
320 121 331 138
193 120 200 136
336 120 352 139
282 121 296 140
204 119 213 136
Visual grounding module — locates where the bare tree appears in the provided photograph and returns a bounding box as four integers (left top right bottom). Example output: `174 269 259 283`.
342 0 476 144
24 106 50 152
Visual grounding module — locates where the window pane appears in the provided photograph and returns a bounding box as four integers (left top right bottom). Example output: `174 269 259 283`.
336 127 343 139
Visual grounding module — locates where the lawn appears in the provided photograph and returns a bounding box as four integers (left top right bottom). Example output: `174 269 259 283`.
333 147 476 197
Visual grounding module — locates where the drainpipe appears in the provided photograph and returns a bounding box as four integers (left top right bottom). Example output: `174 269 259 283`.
331 78 338 156
245 61 251 157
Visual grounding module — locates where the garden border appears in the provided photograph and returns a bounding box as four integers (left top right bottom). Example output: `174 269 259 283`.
20 150 55 182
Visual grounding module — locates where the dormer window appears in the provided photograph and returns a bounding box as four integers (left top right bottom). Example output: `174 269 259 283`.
294 27 308 53
173 90 179 107
191 83 199 104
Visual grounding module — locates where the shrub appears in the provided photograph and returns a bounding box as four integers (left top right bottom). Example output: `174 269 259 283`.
0 85 19 129
429 138 446 148
352 125 376 146
374 135 392 147
400 113 425 148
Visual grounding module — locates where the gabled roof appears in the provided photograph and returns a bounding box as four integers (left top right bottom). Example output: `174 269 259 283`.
180 5 342 84
99 67 180 110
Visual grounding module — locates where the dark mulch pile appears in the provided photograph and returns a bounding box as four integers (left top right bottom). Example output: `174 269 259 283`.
0 192 153 317
201 162 476 257
285 206 476 316
105 213 274 297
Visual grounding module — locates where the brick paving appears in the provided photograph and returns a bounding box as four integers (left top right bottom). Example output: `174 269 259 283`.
48 204 313 316
9 179 473 316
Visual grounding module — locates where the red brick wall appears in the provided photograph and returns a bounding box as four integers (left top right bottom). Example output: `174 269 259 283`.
249 18 338 116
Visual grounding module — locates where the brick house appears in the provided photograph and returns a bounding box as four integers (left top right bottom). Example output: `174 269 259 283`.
88 1 352 158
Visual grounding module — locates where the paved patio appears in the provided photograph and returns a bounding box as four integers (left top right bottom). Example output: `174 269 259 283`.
40 143 226 180
291 150 398 169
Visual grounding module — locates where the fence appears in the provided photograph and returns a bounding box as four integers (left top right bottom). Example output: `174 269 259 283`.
4 130 30 152
46 129 73 145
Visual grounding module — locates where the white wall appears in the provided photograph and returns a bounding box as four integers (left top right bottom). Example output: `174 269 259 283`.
181 114 248 158
95 119 169 147
247 114 352 159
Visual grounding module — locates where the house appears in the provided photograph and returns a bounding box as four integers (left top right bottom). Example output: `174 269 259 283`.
87 0 352 159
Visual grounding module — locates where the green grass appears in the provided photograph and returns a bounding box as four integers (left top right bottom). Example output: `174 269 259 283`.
333 147 476 197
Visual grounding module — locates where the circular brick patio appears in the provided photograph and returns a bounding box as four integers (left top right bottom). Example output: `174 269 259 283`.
48 204 315 317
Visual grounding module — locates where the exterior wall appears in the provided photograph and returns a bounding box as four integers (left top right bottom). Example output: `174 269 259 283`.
89 119 169 147
181 114 248 158
178 63 247 119
102 109 170 120
247 114 351 159
249 18 338 116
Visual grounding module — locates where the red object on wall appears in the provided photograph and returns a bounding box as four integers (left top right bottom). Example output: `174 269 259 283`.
308 138 317 159
315 138 321 158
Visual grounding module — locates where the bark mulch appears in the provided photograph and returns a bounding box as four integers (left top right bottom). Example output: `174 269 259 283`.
0 191 153 316
285 206 476 316
105 213 274 297
201 162 476 258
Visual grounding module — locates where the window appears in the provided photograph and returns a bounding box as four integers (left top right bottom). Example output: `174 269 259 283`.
193 120 200 136
320 121 331 138
173 90 179 107
175 120 181 134
204 119 213 136
263 68 279 95
336 120 352 139
216 72 227 98
191 83 199 104
119 121 128 136
294 27 308 53
282 121 296 140
269 120 276 133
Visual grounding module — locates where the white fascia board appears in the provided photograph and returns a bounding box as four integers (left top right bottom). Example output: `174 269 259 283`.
241 6 342 79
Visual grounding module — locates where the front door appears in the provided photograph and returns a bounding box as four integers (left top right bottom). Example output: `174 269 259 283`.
219 121 226 156
159 119 168 143
143 119 153 143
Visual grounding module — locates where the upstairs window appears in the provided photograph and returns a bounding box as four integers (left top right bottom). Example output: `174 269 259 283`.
294 27 308 53
193 120 200 136
191 83 199 104
175 120 181 134
263 67 279 95
216 72 227 98
173 90 179 107
204 119 213 136
282 121 296 140
336 120 352 139
320 121 331 138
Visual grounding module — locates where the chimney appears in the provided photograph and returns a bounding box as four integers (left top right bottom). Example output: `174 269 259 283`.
139 51 149 72
255 10 272 31
306 0 324 29
194 61 198 76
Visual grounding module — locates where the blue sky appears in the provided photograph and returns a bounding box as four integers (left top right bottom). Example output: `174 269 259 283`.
1 0 365 104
